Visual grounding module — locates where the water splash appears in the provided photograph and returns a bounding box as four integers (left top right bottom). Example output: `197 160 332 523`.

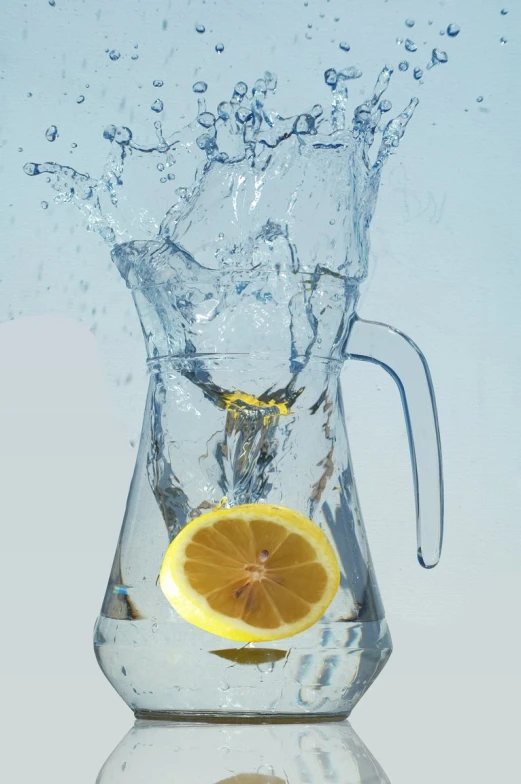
24 67 418 362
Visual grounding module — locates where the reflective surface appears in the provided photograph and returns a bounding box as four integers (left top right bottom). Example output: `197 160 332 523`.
96 719 389 784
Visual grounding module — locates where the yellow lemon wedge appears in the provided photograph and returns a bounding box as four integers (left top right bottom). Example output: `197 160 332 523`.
159 503 340 642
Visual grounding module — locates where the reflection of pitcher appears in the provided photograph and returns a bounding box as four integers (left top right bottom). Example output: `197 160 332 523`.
96 720 390 783
90 71 442 718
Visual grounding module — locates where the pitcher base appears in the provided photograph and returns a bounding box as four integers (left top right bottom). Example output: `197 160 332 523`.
134 710 349 724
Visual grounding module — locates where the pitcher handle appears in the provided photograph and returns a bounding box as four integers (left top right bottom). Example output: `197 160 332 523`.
344 316 444 568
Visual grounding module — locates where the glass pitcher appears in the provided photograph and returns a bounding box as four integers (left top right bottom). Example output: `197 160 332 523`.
93 247 443 720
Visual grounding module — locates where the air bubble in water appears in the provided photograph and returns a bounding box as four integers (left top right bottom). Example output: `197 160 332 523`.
151 99 164 113
45 125 58 142
153 79 164 87
476 96 484 103
500 37 507 44
193 81 208 94
215 43 224 53
41 201 49 209
447 24 461 37
413 67 423 80
76 95 85 104
405 39 417 52
195 23 205 33
405 19 415 27
109 50 121 61
398 60 409 71
339 42 350 52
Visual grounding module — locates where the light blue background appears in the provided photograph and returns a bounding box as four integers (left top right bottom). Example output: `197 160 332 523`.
0 1 519 781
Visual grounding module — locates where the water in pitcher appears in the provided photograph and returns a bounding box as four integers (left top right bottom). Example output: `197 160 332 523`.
24 48 445 716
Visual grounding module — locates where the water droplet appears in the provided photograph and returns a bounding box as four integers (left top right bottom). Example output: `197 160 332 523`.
236 107 253 124
215 43 224 53
71 142 77 148
17 147 23 152
193 81 208 94
41 200 49 209
405 39 417 52
131 53 139 60
219 680 230 691
324 68 337 86
151 98 164 113
160 177 167 183
45 125 58 142
217 101 231 119
233 81 248 97
134 43 139 49
198 111 216 128
501 8 508 15
500 37 507 44
26 92 32 97
476 95 484 103
153 79 164 87
405 19 415 27
339 42 350 52
413 67 423 80
447 23 461 37
195 23 205 33
167 172 175 180
157 163 165 172
307 23 312 29
329 219 336 225
76 95 85 104
379 99 392 112
121 666 127 676
398 60 409 71
396 37 403 45
48 0 56 6
108 50 120 61
429 48 448 68
151 622 158 633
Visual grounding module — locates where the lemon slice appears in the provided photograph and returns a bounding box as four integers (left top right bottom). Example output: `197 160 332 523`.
159 503 340 642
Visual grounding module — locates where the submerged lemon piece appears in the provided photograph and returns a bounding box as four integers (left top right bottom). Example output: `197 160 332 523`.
159 503 340 642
